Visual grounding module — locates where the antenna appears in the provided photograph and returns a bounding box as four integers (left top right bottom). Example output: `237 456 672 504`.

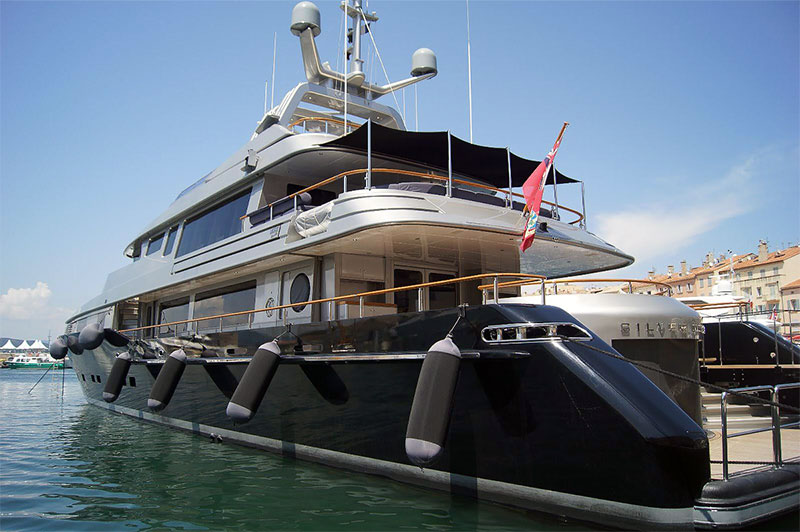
466 0 473 143
270 32 277 109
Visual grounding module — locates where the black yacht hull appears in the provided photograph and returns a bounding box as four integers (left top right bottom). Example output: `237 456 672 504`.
68 304 795 529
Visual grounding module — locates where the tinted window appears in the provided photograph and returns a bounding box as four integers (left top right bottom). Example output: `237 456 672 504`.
429 272 457 310
290 274 310 312
393 269 423 313
158 297 189 337
163 227 178 256
176 190 251 258
146 233 164 256
194 281 256 332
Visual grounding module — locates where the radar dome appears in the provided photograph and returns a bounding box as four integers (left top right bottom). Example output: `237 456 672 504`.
411 48 437 76
291 2 321 37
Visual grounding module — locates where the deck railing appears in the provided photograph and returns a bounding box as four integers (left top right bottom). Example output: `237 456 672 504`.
719 383 800 480
288 116 358 136
242 167 585 227
476 277 674 303
119 272 547 340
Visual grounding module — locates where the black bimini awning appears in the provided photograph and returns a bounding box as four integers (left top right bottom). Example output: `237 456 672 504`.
321 122 578 188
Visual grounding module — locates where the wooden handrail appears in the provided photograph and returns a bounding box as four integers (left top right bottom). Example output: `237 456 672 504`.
687 302 749 310
477 277 673 295
119 272 546 335
288 116 350 129
243 167 584 225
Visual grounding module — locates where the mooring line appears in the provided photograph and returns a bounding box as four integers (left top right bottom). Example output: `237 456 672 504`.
562 337 800 413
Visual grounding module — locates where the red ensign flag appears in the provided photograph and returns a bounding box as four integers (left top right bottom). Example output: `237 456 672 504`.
520 122 569 253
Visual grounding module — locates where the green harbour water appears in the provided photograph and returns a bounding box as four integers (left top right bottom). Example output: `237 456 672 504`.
2 369 797 531
0 369 590 531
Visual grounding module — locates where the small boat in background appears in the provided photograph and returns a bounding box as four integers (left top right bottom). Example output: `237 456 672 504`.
3 352 65 369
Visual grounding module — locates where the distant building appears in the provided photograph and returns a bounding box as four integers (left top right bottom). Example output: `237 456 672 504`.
731 242 800 313
637 242 800 335
779 278 800 338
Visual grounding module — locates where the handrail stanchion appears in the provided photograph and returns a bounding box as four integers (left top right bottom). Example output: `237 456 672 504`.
628 281 633 294
482 288 487 304
493 276 499 304
541 279 546 305
343 175 348 193
721 391 730 480
447 131 453 198
771 386 782 467
328 300 334 321
553 282 558 295
506 147 513 209
359 296 364 318
580 181 587 229
417 287 424 312
718 316 723 365
366 119 372 190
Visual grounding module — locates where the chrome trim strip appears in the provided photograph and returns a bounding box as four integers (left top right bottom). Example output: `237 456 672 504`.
481 322 593 344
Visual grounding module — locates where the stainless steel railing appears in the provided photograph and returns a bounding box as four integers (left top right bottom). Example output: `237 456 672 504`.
720 383 800 480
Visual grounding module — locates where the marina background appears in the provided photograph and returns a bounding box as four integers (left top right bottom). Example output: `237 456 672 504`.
1 0 798 340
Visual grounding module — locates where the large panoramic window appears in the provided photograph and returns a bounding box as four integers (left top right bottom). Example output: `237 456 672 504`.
176 189 251 258
158 297 190 337
194 281 256 332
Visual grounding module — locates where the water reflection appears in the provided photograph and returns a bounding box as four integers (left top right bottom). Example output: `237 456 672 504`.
1 371 588 531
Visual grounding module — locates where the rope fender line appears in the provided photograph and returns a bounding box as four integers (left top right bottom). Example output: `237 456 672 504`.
560 337 800 414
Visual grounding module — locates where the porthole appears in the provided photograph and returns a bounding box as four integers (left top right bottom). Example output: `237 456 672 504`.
290 273 311 312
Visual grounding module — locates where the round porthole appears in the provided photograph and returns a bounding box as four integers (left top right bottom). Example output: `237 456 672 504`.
290 273 310 312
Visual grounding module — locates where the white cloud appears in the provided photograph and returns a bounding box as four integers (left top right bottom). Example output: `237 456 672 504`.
0 282 72 321
594 157 755 264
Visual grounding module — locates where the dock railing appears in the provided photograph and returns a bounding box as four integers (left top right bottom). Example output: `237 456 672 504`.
719 383 800 480
119 272 547 340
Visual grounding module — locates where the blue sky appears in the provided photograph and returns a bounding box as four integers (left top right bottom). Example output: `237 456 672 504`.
1 0 798 339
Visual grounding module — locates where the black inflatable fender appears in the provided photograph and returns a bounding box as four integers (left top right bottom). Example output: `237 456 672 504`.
103 352 133 403
49 336 69 360
405 337 462 466
78 322 105 351
147 349 187 411
66 335 83 355
226 341 281 423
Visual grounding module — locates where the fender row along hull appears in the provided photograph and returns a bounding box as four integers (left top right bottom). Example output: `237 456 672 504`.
69 304 800 530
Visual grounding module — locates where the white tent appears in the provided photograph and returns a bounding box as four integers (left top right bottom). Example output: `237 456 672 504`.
29 339 47 350
14 340 31 350
0 339 17 351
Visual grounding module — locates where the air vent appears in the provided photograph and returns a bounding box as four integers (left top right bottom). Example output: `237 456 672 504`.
481 322 592 344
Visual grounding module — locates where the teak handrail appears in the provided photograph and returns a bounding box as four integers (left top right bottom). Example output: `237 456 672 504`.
242 167 584 225
477 277 673 296
119 272 546 335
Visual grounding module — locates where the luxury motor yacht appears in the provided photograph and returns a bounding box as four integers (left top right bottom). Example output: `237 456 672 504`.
53 2 798 529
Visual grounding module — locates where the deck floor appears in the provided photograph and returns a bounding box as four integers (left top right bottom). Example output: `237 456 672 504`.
707 423 799 478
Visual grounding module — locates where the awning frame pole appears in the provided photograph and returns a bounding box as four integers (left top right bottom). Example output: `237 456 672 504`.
366 119 372 190
551 165 560 220
447 131 453 197
506 148 513 209
580 180 587 229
